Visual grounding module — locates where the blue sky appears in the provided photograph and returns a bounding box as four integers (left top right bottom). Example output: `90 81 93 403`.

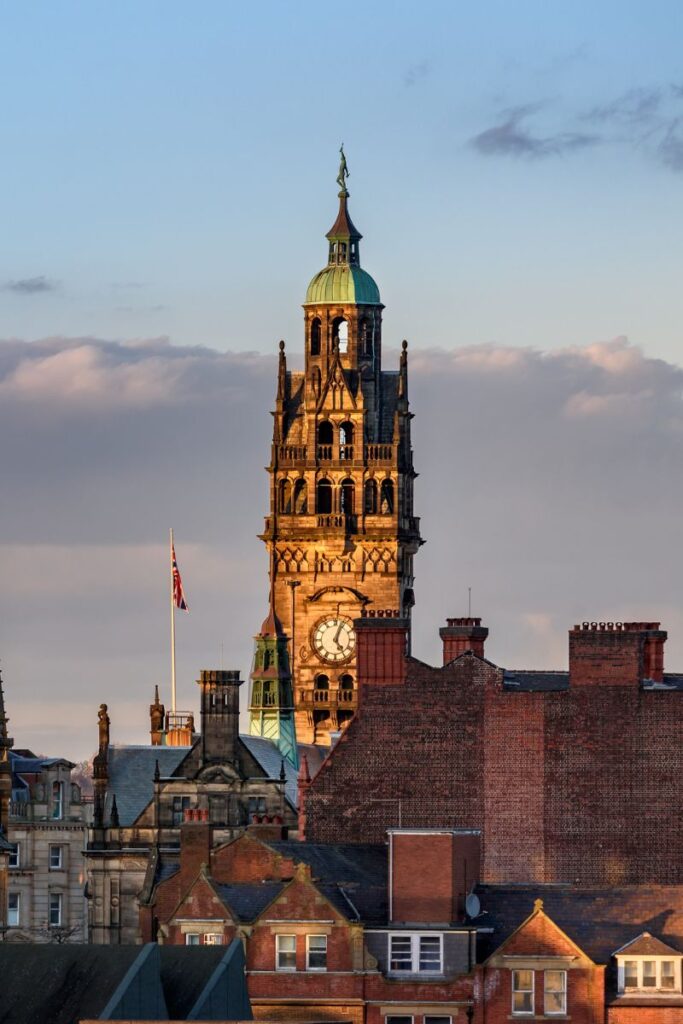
3 1 683 362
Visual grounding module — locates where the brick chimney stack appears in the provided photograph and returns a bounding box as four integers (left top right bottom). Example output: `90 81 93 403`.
569 621 667 686
179 812 212 892
389 829 481 924
439 617 489 664
354 611 409 692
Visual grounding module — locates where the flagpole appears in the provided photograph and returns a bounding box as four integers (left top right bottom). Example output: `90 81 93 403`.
170 527 177 714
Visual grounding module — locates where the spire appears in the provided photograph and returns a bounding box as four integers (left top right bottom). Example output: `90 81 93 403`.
298 752 311 786
110 794 120 828
326 146 362 267
277 340 287 402
399 339 408 399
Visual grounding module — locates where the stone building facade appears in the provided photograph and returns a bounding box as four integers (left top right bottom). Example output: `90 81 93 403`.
6 751 89 941
255 163 422 746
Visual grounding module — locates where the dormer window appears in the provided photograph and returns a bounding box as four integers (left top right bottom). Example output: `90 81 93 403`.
615 933 682 994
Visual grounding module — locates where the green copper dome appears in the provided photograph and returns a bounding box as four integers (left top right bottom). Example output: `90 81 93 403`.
305 264 381 305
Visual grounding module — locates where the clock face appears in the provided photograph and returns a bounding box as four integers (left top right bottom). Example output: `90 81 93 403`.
312 617 356 664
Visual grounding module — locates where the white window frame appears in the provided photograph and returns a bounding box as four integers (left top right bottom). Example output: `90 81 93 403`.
49 891 62 927
512 968 535 1016
544 970 567 1015
618 957 683 993
8 842 19 869
203 933 223 945
306 933 328 971
49 845 63 870
276 933 297 972
52 781 64 820
185 933 201 945
8 893 20 927
388 932 444 975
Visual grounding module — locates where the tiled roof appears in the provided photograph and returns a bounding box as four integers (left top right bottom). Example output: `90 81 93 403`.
214 881 285 921
475 884 683 992
107 744 191 826
614 931 683 957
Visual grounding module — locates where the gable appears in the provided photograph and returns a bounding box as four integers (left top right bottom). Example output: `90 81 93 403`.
488 906 593 965
169 874 234 926
253 870 347 925
212 832 292 884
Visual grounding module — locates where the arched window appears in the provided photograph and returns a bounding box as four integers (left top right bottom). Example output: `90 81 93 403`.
263 649 272 670
317 420 333 459
380 479 394 514
316 479 332 514
279 478 292 513
339 420 354 459
364 479 377 514
310 318 321 356
333 318 348 354
293 479 308 514
339 673 353 689
360 319 373 358
315 674 329 692
340 478 355 515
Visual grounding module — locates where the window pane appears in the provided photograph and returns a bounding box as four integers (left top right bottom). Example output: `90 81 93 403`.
624 961 638 987
307 934 327 969
389 935 412 971
425 1017 451 1024
386 1018 413 1024
513 993 534 1014
661 962 675 990
513 970 534 1015
49 893 62 926
643 961 656 987
419 935 442 971
277 934 296 969
545 970 566 1014
8 894 19 926
50 845 62 869
204 933 223 945
8 843 19 868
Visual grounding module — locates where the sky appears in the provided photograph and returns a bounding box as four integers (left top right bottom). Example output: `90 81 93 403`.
1 2 683 759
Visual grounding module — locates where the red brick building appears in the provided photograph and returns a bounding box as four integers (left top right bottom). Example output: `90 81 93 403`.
301 615 683 886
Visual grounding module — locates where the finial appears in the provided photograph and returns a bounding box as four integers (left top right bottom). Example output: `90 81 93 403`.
402 339 408 352
336 144 350 196
298 752 311 786
279 339 285 352
279 758 287 783
110 794 120 828
154 759 160 783
533 897 544 912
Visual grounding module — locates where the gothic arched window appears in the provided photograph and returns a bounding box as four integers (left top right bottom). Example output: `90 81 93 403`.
364 478 377 514
315 674 329 691
380 479 394 514
339 420 354 459
317 420 333 459
294 479 308 514
279 478 292 514
310 318 321 356
316 479 332 514
340 478 355 515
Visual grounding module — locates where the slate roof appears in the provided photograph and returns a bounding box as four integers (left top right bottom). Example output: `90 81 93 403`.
645 674 683 691
214 881 285 921
614 932 683 957
107 744 191 826
503 671 569 691
475 884 683 993
240 735 327 809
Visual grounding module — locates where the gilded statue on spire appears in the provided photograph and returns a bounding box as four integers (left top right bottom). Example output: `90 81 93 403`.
336 144 349 194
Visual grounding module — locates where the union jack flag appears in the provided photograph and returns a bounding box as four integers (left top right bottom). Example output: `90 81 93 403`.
172 544 189 611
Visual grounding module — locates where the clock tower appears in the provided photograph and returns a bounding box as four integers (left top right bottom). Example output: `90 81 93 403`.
256 153 423 745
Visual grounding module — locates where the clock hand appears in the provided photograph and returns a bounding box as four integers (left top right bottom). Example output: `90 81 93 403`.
334 622 344 647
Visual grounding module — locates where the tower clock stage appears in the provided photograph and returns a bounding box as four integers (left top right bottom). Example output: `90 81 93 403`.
253 152 423 746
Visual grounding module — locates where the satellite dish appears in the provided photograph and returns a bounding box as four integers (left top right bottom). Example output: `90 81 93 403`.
465 893 481 919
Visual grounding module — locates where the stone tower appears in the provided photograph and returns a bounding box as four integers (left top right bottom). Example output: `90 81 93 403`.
258 155 422 744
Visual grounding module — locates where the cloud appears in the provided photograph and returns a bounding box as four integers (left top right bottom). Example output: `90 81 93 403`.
4 275 59 294
471 106 598 158
584 87 663 126
1 334 682 760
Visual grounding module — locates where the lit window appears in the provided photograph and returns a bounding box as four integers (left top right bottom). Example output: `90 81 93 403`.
8 843 19 869
204 933 223 945
185 933 200 945
544 970 567 1015
388 934 443 974
512 969 535 1015
49 892 62 927
277 934 296 971
306 934 327 970
624 961 638 988
49 845 63 870
8 893 19 927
